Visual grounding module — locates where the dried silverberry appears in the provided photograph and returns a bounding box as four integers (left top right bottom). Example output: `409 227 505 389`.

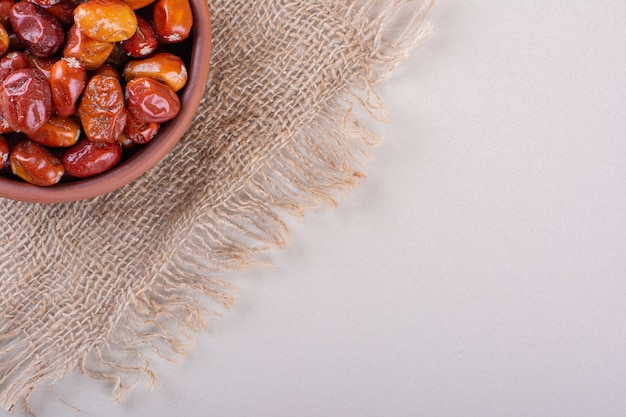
121 16 157 58
124 112 159 144
9 1 64 57
123 52 187 92
62 138 121 178
10 139 64 185
77 74 127 142
74 0 137 43
0 68 52 134
50 57 87 117
27 115 81 147
63 24 115 71
152 0 192 44
0 23 9 56
125 77 180 123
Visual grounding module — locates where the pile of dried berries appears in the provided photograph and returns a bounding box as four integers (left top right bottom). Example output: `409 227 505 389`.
0 0 192 186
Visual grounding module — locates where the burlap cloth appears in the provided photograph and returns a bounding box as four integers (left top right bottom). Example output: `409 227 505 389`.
0 0 433 412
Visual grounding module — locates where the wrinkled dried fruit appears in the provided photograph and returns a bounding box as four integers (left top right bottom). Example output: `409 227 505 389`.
63 24 116 70
0 68 51 133
124 112 159 144
10 139 64 185
152 0 192 44
123 52 187 92
74 0 137 43
10 1 64 57
77 74 127 142
62 138 121 178
120 15 157 58
125 77 180 123
27 115 81 147
50 57 87 117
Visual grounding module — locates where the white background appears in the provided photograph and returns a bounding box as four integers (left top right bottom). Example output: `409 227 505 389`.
6 1 626 416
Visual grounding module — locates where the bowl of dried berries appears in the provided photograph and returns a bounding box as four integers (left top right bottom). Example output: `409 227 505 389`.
0 0 211 203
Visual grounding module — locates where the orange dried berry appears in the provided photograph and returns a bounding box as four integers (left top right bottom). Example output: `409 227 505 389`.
123 52 187 92
63 24 115 70
0 23 9 56
74 0 138 43
77 75 127 142
27 115 81 147
120 15 157 58
152 0 192 44
10 140 64 186
50 57 87 117
124 112 159 144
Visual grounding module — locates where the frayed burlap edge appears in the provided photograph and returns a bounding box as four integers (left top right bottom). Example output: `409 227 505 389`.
2 1 434 413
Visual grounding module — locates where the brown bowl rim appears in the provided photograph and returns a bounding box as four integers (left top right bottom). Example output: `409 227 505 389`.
0 0 211 204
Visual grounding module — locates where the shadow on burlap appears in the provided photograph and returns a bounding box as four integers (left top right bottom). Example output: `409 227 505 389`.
0 0 434 412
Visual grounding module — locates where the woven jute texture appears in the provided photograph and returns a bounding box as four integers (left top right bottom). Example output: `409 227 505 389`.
0 0 433 412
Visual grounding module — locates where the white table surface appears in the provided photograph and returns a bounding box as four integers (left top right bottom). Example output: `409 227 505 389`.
6 1 626 416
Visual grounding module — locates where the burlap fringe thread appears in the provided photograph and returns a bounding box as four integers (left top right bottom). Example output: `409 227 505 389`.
0 0 434 413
